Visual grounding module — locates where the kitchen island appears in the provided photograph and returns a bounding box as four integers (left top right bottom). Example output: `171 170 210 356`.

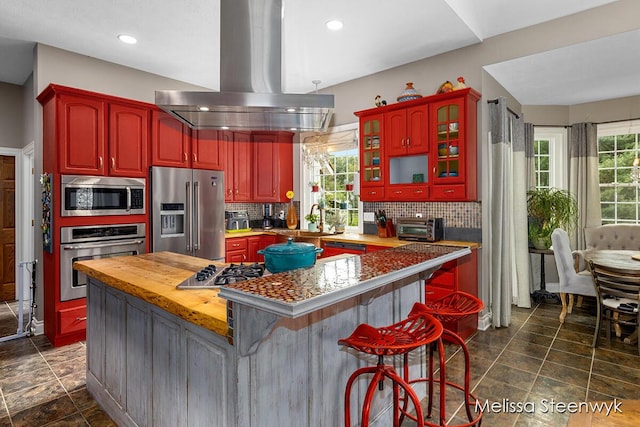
74 244 471 427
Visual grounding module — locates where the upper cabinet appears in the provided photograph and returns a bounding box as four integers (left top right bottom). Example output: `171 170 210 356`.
355 88 480 202
108 103 149 177
225 131 252 202
251 132 294 202
37 84 149 178
429 89 480 201
192 129 226 170
150 110 191 168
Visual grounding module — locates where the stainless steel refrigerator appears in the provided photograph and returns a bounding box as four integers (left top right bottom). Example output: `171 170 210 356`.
150 166 225 260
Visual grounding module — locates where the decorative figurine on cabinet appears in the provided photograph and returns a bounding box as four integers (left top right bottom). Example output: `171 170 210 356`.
437 80 454 94
454 76 467 90
374 95 387 107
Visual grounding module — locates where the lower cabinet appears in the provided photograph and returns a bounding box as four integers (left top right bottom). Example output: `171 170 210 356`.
425 248 478 339
226 235 277 263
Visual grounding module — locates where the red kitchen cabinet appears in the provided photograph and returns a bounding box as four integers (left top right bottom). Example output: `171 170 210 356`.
251 132 294 202
247 236 261 262
425 248 479 339
225 132 252 201
429 88 480 201
54 92 107 175
226 237 248 262
192 129 226 170
151 110 191 168
108 102 149 177
355 113 385 201
385 105 429 156
365 245 388 253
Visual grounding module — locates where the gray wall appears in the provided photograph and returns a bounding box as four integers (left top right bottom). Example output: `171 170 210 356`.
0 82 25 149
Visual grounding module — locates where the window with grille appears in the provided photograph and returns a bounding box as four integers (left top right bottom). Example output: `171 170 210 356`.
532 127 567 190
597 120 640 224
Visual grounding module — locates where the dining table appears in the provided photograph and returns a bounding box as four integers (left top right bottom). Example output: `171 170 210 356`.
584 249 640 345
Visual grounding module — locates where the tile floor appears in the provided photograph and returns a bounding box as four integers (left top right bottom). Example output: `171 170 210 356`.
0 296 639 426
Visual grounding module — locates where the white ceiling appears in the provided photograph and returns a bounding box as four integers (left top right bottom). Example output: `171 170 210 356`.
0 0 631 106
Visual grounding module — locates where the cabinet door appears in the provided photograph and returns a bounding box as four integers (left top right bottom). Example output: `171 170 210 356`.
405 105 429 154
151 110 191 168
359 114 384 200
57 93 106 175
247 236 261 262
225 237 247 262
232 132 252 201
192 129 225 170
385 109 407 157
252 132 294 202
431 98 465 185
108 103 149 177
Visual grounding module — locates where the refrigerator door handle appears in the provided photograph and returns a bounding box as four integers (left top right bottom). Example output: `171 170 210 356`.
193 181 200 250
186 181 192 251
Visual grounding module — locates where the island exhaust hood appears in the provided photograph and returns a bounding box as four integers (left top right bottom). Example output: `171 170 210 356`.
155 0 334 132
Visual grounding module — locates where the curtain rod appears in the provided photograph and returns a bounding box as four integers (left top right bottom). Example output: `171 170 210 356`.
486 98 520 119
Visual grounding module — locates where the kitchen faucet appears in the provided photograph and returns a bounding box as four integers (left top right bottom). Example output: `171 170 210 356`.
309 204 324 232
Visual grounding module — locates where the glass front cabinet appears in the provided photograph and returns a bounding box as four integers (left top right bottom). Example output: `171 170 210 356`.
358 113 385 201
355 87 479 202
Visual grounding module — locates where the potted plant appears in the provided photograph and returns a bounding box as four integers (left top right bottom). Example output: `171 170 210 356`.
310 182 320 192
527 188 579 249
305 213 319 232
325 210 346 233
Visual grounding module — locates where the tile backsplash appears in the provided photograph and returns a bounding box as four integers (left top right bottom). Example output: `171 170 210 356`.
363 201 482 228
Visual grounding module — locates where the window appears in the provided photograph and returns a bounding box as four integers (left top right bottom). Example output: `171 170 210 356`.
302 127 360 232
532 127 567 190
597 120 640 224
309 148 359 231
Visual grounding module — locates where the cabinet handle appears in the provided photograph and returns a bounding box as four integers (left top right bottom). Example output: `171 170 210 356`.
76 317 87 321
401 138 405 146
393 190 402 194
433 167 436 175
414 190 423 194
111 157 115 169
444 189 454 193
98 156 103 168
233 243 240 247
406 137 410 146
235 188 239 195
183 152 188 162
273 189 276 195
193 153 197 162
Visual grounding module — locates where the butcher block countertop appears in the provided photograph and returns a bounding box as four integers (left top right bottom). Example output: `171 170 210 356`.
74 252 229 337
226 229 481 249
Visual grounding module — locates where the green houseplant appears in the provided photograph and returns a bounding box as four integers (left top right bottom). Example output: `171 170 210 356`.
304 213 319 232
527 188 579 249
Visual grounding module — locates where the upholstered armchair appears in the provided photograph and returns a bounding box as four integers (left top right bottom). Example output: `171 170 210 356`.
548 229 596 323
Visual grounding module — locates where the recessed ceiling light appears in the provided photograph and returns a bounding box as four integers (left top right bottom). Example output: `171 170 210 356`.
221 126 229 130
117 34 137 44
286 108 296 112
326 20 343 31
198 106 210 112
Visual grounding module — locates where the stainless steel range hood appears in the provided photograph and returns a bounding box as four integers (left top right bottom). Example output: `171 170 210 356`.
155 0 334 132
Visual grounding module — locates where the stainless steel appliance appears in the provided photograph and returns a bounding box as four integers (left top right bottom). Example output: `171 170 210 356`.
151 167 225 260
61 175 145 216
396 217 444 242
60 223 146 301
225 210 250 232
176 262 266 289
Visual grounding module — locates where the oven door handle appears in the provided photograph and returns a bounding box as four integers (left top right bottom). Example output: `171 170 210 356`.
126 186 131 212
62 240 145 250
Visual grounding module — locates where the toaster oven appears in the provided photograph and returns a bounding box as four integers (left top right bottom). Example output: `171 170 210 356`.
396 217 444 242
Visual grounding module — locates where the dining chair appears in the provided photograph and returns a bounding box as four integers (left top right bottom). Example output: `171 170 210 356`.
550 229 597 323
587 259 640 355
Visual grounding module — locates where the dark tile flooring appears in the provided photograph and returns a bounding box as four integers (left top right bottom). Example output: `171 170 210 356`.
1 296 639 426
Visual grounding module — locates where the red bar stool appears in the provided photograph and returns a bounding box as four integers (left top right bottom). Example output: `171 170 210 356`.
338 312 445 427
403 292 484 427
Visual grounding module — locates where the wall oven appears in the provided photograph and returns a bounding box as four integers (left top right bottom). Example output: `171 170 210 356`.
60 223 146 301
61 175 145 216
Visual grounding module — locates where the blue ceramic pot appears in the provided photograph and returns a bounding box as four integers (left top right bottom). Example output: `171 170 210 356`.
257 238 324 273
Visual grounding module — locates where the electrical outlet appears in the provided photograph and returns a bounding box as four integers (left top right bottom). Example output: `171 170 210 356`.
364 212 375 222
415 213 423 218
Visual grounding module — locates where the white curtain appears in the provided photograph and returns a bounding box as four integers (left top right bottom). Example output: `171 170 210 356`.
568 123 601 250
488 98 531 328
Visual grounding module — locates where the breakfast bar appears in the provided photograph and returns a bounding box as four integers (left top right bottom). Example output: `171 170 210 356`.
74 243 470 427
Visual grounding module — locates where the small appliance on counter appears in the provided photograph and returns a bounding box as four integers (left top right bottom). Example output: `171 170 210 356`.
263 203 274 229
396 217 444 242
225 210 251 232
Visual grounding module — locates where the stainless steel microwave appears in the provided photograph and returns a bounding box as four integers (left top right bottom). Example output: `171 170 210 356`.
396 217 444 242
61 175 145 216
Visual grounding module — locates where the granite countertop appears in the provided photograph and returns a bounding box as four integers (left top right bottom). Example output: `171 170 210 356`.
219 243 470 317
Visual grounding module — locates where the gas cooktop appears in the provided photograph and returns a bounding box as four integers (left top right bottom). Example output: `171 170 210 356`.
176 263 266 289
